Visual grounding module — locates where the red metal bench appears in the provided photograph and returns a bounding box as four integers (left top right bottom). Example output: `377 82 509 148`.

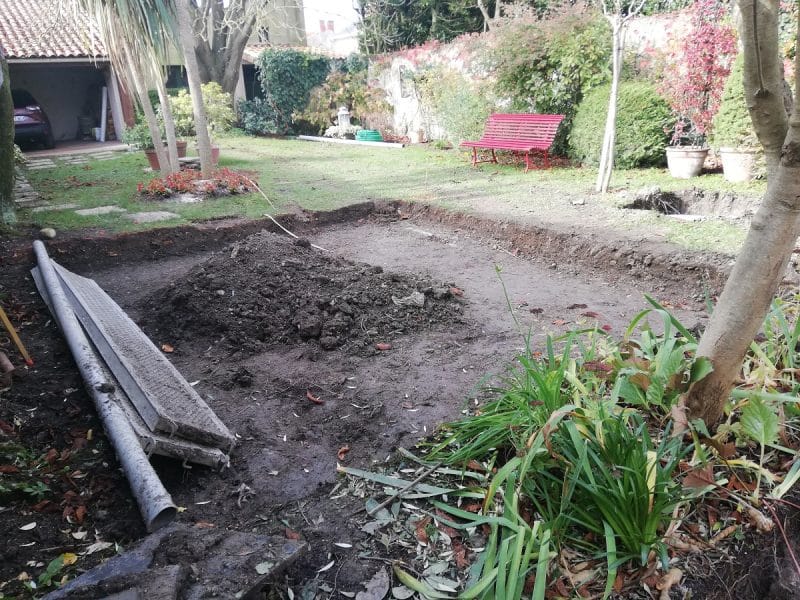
460 113 565 171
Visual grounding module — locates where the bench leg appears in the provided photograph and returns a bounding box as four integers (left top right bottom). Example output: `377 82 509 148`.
491 149 497 164
544 150 550 169
524 152 531 173
471 147 478 167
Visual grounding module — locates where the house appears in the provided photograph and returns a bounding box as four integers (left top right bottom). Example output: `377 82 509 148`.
0 0 131 143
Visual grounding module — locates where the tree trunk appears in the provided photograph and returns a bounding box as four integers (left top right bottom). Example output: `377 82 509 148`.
685 0 797 425
0 51 16 225
125 59 171 177
596 17 623 193
156 80 180 173
175 0 214 177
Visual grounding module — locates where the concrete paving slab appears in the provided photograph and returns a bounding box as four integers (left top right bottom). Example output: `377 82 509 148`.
31 203 80 213
124 211 180 224
53 262 236 449
75 205 127 216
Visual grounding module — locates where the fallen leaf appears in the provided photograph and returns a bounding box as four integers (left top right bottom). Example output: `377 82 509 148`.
71 531 88 540
306 390 324 405
552 319 568 326
44 448 58 464
601 324 613 332
529 307 543 314
670 402 689 436
746 507 774 532
581 311 599 318
74 505 87 524
682 464 715 490
414 516 431 544
0 464 19 474
255 561 274 575
334 542 352 548
449 287 464 297
613 573 624 593
337 445 351 460
452 539 469 569
19 522 36 531
355 568 390 600
61 553 78 566
82 541 112 555
317 560 335 573
161 343 174 353
375 343 392 351
567 303 588 309
194 521 215 529
656 568 682 600
391 586 414 599
285 528 301 540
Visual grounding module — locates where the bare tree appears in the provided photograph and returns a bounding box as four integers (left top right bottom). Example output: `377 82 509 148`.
175 0 214 176
594 0 647 194
685 0 799 425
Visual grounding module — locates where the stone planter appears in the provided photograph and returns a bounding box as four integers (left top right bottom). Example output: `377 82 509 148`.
718 147 757 183
666 147 709 179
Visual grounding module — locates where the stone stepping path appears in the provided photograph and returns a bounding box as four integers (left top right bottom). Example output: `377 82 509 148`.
124 211 180 224
75 205 127 216
31 203 79 213
13 168 45 208
26 157 57 170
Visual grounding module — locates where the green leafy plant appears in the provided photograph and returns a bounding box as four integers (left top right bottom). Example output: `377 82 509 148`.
610 296 710 415
571 81 674 168
252 48 331 135
121 119 156 150
237 97 281 136
556 414 685 566
168 82 235 139
488 12 611 153
710 55 760 150
415 66 495 145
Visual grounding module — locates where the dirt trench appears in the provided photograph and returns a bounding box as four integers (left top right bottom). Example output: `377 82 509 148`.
1 203 786 599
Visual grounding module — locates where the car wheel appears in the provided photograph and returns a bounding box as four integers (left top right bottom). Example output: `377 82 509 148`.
43 131 55 149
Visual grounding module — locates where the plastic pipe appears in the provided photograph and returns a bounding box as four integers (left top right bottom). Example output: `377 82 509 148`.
33 241 176 532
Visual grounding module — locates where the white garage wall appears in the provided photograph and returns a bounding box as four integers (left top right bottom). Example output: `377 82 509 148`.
9 63 107 141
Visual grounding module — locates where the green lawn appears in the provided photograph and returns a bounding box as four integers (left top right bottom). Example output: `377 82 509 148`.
20 135 763 254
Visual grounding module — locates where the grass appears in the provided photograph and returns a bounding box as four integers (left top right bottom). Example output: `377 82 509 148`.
19 134 762 253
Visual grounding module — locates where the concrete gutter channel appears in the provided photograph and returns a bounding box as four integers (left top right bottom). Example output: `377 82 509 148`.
32 241 304 598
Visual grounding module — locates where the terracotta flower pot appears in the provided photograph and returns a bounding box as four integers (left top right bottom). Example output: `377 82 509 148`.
718 147 758 183
666 147 709 179
144 142 189 170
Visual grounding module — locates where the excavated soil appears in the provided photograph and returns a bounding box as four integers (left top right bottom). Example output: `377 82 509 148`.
1 204 797 599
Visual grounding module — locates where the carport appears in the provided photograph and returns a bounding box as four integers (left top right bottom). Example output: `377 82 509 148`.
0 0 133 145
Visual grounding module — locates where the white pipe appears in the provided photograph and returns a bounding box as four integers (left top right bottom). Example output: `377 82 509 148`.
99 86 108 142
297 135 405 148
33 241 176 532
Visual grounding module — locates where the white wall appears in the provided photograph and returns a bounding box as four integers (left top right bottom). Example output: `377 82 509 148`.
9 63 108 141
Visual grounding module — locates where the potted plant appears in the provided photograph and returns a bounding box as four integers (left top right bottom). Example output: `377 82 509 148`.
121 119 187 170
658 0 737 179
665 121 710 179
169 82 235 165
711 55 761 182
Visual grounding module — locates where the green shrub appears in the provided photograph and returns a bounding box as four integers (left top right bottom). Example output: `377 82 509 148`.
415 66 494 144
570 81 673 168
488 13 611 154
710 55 759 149
168 82 235 138
253 48 331 134
237 98 281 136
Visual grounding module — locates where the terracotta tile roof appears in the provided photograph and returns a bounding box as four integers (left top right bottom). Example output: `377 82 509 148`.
0 0 106 59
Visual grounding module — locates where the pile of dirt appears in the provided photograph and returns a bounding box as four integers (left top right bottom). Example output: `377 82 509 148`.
141 230 467 355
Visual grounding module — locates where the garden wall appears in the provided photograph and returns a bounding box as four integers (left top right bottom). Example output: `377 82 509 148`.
370 11 681 144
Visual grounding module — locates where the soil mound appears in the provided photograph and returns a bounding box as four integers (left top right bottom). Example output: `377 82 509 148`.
141 230 466 355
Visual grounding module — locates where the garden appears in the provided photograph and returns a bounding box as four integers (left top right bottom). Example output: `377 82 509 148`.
2 1 800 599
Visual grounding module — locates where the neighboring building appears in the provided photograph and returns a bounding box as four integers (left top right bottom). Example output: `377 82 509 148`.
303 0 359 57
0 0 130 142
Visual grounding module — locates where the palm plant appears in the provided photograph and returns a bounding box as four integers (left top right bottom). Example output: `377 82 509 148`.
64 0 214 176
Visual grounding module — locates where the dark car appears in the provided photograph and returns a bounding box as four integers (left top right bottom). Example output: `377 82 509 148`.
12 89 55 149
